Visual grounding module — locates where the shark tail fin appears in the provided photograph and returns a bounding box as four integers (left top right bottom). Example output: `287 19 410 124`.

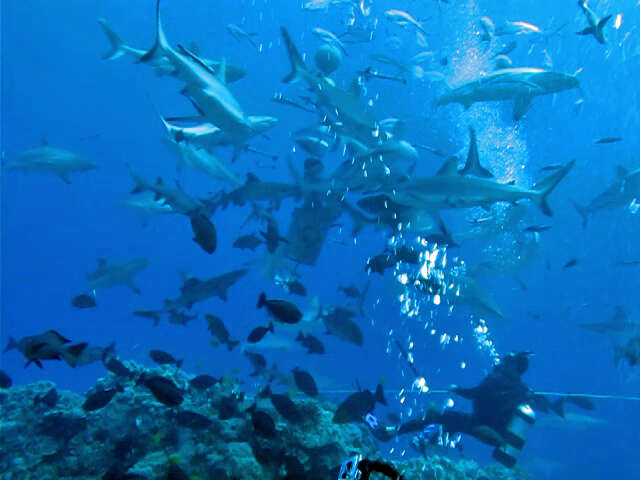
460 126 493 178
98 18 127 60
570 199 589 229
140 0 170 63
598 15 612 31
375 384 387 406
551 398 565 418
532 159 575 216
128 166 147 194
280 27 307 83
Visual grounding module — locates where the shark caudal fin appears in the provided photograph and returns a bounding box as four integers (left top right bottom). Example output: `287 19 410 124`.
280 27 307 83
570 199 589 229
97 18 128 60
532 159 575 216
460 126 493 178
140 0 171 63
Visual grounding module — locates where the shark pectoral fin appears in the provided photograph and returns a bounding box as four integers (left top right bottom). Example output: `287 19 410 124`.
513 94 533 121
576 26 594 36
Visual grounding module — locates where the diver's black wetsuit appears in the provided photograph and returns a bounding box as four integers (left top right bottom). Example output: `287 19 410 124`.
390 352 533 446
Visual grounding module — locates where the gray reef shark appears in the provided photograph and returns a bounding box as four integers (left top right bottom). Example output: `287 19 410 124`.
572 165 640 228
164 268 248 310
97 17 246 82
390 157 574 216
6 142 96 183
86 257 149 293
434 67 579 120
577 1 611 44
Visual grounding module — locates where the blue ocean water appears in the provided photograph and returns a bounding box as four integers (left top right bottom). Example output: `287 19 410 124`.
2 0 640 478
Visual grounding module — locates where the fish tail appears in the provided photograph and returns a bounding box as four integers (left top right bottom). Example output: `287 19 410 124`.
280 27 306 83
97 18 127 60
227 340 240 351
570 199 589 229
140 0 170 63
257 292 267 309
532 159 575 216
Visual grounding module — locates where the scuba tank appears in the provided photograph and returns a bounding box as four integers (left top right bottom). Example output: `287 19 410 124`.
493 403 536 468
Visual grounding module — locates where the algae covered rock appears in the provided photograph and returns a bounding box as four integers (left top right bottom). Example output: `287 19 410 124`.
0 362 528 480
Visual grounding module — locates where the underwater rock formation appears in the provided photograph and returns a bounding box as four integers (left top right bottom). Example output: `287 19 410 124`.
0 362 526 479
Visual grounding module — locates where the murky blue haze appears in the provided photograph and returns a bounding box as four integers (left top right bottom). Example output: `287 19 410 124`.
2 0 640 479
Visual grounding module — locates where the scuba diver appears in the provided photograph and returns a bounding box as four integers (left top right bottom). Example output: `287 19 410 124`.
373 351 562 467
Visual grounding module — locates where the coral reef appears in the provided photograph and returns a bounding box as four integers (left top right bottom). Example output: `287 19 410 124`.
0 362 526 479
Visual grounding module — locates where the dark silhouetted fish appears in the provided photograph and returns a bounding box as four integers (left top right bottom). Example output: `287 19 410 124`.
295 332 325 354
189 210 217 254
595 137 622 144
0 369 12 389
333 384 387 424
72 293 97 308
244 350 267 376
175 410 212 429
322 307 363 346
233 233 263 251
523 224 552 233
615 336 640 367
83 383 124 411
257 292 302 324
248 404 277 437
217 393 243 420
260 385 302 423
34 387 59 408
282 278 307 297
149 349 183 368
103 356 133 378
247 323 275 343
260 216 288 253
206 314 240 351
4 330 88 368
292 367 318 397
189 374 219 390
137 374 184 406
563 258 579 269
338 285 361 298
133 310 163 327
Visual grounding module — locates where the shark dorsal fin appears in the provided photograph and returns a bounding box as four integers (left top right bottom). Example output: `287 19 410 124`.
97 258 107 266
246 172 261 183
460 126 493 178
40 136 49 146
156 177 164 185
616 165 628 179
436 156 460 176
